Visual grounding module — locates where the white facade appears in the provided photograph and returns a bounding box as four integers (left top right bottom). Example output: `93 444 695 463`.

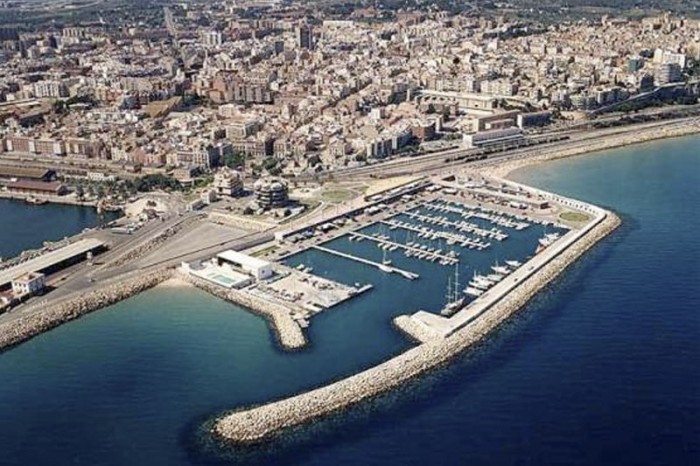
463 127 524 148
216 250 272 280
12 272 46 297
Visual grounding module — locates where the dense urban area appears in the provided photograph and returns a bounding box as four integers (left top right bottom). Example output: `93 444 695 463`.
0 0 699 208
0 0 698 449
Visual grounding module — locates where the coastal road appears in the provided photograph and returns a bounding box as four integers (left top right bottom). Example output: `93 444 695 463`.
319 116 700 180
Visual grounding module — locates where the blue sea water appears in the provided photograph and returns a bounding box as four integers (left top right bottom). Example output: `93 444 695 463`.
0 199 117 259
0 136 698 465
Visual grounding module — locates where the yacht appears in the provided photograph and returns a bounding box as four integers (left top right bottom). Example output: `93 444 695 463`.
464 286 484 297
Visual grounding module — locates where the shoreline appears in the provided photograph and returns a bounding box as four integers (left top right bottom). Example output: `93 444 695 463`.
212 205 621 444
181 272 307 350
480 119 700 179
0 269 172 353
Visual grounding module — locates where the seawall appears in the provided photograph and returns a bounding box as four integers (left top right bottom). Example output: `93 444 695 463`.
212 210 621 445
0 269 172 352
181 273 307 350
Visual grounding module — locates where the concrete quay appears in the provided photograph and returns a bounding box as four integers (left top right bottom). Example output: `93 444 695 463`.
181 273 307 350
105 214 204 268
212 208 620 445
0 269 172 352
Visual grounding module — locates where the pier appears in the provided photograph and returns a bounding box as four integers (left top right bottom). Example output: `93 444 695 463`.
426 201 530 230
311 245 419 280
403 210 508 241
379 219 488 251
349 231 459 264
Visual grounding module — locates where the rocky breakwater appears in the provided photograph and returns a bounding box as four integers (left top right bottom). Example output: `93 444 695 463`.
212 210 621 445
0 269 172 352
181 273 306 350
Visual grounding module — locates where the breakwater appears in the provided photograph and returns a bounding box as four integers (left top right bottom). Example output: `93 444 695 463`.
0 269 172 352
180 273 307 350
212 209 621 445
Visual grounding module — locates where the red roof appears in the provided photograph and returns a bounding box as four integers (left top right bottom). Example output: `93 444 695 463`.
3 180 65 193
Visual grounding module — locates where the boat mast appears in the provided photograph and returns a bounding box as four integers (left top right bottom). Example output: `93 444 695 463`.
454 262 460 302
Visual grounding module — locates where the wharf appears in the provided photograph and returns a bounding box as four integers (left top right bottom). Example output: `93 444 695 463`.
311 245 419 280
349 231 459 264
0 238 105 288
379 219 488 251
426 201 530 230
403 210 508 241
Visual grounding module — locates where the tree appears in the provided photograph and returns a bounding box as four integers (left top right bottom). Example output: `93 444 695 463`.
222 151 245 169
75 184 85 201
52 100 68 115
262 157 279 173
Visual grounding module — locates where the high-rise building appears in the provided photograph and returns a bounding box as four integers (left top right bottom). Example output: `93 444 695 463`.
628 56 644 73
296 25 313 50
253 177 289 208
200 30 223 47
655 63 682 85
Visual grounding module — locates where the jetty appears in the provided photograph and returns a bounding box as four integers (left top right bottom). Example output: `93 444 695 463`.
349 231 459 264
311 245 419 280
404 211 508 241
379 219 489 250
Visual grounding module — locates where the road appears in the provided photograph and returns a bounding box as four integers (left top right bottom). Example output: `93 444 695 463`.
318 115 700 180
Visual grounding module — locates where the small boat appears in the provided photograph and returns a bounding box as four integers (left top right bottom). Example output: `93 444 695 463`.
464 286 484 297
505 260 522 268
492 261 510 275
25 197 48 205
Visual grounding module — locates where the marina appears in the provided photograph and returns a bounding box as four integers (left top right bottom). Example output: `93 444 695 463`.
0 117 696 466
277 177 571 336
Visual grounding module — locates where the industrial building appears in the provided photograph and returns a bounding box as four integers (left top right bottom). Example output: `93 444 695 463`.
0 239 105 290
2 180 68 196
463 128 525 149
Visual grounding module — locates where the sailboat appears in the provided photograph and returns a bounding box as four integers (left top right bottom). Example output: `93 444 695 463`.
441 264 465 316
378 247 393 273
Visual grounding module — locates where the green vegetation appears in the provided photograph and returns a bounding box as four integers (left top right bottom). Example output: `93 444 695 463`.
320 188 358 203
128 174 182 193
221 152 245 169
560 211 591 223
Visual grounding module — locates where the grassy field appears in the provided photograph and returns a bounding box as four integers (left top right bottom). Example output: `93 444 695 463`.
320 188 359 203
559 211 590 223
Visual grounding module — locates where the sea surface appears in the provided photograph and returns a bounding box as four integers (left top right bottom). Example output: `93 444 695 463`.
0 199 117 259
0 136 698 466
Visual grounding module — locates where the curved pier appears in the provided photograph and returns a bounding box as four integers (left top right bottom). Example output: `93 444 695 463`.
212 208 621 445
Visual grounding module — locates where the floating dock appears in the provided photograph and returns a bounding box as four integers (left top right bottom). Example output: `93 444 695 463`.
379 219 488 251
311 245 419 280
349 231 459 264
403 210 508 241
